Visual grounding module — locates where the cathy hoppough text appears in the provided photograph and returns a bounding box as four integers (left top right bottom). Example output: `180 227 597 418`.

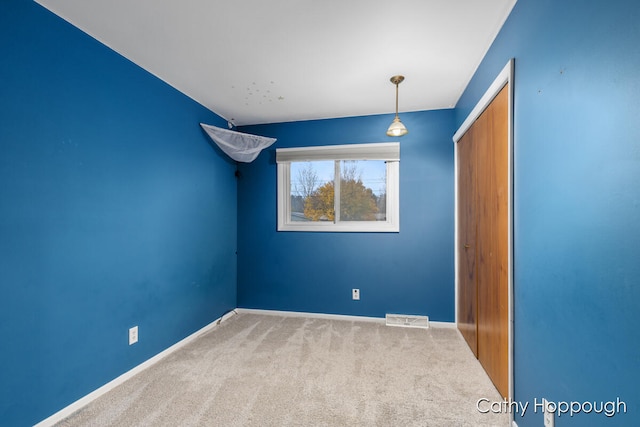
476 397 627 418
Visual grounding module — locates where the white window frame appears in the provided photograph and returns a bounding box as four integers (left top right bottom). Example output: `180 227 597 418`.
276 142 400 232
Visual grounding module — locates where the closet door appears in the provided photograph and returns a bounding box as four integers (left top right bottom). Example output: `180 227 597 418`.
476 85 509 398
457 124 477 357
456 84 509 399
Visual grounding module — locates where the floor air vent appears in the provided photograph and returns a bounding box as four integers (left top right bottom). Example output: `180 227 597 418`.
385 314 429 329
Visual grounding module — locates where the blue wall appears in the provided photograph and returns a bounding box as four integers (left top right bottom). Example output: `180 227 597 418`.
456 0 639 425
237 110 455 320
0 2 237 425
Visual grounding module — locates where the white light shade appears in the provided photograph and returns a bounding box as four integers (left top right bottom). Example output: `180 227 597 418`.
386 117 408 137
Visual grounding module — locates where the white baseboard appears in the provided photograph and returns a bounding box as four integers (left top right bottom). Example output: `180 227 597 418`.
34 309 238 427
236 308 456 328
236 308 386 323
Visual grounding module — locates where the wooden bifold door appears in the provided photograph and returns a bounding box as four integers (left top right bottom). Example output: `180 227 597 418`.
457 84 509 399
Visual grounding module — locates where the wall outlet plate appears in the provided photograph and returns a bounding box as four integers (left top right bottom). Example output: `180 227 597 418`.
129 326 138 345
352 289 360 300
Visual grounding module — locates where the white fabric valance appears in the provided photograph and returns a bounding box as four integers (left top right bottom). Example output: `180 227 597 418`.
276 142 400 163
200 123 276 163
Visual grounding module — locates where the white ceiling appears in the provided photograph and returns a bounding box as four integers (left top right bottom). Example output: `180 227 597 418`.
35 0 516 126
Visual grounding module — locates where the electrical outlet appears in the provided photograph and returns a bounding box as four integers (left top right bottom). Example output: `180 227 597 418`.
129 326 138 345
352 289 360 300
543 398 555 427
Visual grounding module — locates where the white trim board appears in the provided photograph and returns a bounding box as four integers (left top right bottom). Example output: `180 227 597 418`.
453 60 514 143
34 310 238 427
237 308 385 323
236 308 457 328
453 58 515 407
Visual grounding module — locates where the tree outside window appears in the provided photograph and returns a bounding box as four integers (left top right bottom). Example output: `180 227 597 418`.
291 160 385 223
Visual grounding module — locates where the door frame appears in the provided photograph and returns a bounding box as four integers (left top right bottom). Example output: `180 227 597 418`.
453 58 514 400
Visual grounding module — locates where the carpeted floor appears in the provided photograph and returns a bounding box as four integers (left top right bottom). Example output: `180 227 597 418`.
56 312 510 426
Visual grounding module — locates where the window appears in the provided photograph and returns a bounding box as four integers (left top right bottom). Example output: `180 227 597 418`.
276 143 399 232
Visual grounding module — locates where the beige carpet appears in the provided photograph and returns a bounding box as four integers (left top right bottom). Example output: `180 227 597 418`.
56 312 510 426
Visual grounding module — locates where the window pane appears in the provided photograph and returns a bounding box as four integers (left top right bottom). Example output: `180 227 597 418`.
290 161 334 222
339 160 386 221
276 143 399 232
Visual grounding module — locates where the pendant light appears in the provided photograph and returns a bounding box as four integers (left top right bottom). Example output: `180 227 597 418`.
386 75 408 137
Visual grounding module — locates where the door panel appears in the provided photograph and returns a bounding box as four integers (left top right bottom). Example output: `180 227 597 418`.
457 126 477 356
456 84 509 399
476 85 509 399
